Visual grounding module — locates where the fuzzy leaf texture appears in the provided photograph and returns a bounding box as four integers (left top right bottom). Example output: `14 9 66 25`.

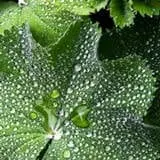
0 16 160 160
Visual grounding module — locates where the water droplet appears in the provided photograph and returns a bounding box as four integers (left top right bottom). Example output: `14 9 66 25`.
68 141 74 148
53 102 58 108
63 150 71 158
90 81 95 87
51 89 60 99
11 109 15 114
86 132 92 137
67 88 73 94
29 111 37 120
73 147 79 153
128 156 134 160
106 146 111 151
71 105 90 128
33 81 38 87
74 64 81 72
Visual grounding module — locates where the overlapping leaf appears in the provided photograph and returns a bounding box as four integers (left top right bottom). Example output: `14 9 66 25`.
98 15 160 127
44 55 160 160
52 0 108 15
108 0 160 28
0 0 110 46
110 0 135 28
0 17 160 160
0 0 80 46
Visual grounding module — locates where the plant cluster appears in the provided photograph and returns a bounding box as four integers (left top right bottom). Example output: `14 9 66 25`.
1 0 160 159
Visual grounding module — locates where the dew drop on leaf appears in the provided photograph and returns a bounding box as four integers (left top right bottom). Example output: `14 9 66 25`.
29 111 37 120
105 146 111 152
74 64 81 72
51 89 60 99
71 104 90 128
63 149 71 158
128 155 134 160
67 141 75 148
53 102 58 108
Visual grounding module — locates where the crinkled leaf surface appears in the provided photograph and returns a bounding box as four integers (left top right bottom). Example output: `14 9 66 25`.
0 18 160 160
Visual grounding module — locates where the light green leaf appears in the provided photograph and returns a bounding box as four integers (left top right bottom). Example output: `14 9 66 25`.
0 0 109 46
110 0 135 28
53 0 108 15
0 18 100 159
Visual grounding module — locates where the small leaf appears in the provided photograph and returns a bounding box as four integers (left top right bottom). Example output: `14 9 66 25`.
110 0 135 27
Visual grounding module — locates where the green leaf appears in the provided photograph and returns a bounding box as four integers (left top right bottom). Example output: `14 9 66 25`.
0 0 80 46
98 15 160 127
110 0 135 28
44 56 159 159
0 0 109 46
53 0 108 15
98 15 160 77
133 0 160 16
0 25 49 159
102 56 156 116
0 18 100 159
0 17 159 159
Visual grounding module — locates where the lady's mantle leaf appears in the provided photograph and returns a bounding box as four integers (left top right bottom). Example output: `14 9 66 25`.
0 0 80 46
0 25 50 159
53 0 108 15
98 15 160 77
0 0 108 46
0 19 159 159
98 15 160 127
44 55 159 159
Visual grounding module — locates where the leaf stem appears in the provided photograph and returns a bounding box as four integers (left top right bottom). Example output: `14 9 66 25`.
36 139 52 160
